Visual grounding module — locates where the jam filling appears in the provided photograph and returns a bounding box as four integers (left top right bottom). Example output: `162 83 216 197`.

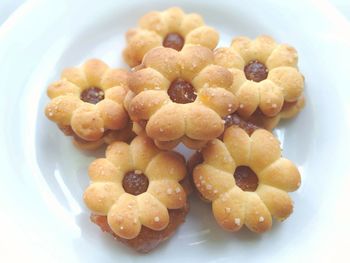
234 166 259 191
80 87 105 104
244 60 268 82
168 79 197 104
223 114 259 135
122 171 149 195
163 33 185 51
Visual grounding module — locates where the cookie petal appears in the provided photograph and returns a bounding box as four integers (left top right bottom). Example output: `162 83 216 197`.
61 67 89 89
249 129 281 172
83 182 124 215
223 126 251 166
163 7 184 33
47 79 81 99
268 66 304 102
236 81 260 117
192 65 233 91
266 44 298 69
146 103 185 141
148 180 186 209
197 87 238 117
212 187 246 232
244 192 272 233
139 11 168 36
259 158 301 192
101 68 129 90
83 59 109 87
97 99 128 130
185 105 223 140
256 184 294 221
123 29 163 67
258 79 284 117
194 164 235 201
143 47 181 81
214 47 245 70
106 141 133 173
129 136 160 172
137 192 169 231
45 95 82 126
201 139 236 173
107 193 141 239
180 45 214 81
145 152 186 181
70 103 104 141
88 158 123 182
128 90 170 121
129 68 170 94
179 13 204 36
185 26 219 50
104 86 128 105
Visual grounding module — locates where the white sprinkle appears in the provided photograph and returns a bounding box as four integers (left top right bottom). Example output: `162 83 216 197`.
133 218 138 224
154 216 160 222
196 183 201 188
213 189 218 194
120 226 124 230
199 176 203 180
100 128 104 132
128 204 132 208
234 218 241 226
159 128 164 132
48 112 53 116
175 187 181 193
134 170 142 174
167 188 173 195
228 103 232 107
272 103 277 108
259 216 265 222
225 207 231 213
239 104 244 109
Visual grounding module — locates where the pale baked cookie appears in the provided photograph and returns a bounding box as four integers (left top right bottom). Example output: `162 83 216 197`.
45 59 131 149
83 135 188 252
192 126 301 233
123 7 219 67
214 35 305 130
126 45 239 150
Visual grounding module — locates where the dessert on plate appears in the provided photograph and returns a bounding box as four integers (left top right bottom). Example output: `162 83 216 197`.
125 45 238 150
214 35 305 130
192 125 301 233
123 7 219 67
45 59 131 149
83 135 189 252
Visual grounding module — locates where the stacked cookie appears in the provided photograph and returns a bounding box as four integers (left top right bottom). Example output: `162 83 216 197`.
45 7 303 253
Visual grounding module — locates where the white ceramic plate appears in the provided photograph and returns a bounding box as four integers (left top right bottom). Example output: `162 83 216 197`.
1 0 350 262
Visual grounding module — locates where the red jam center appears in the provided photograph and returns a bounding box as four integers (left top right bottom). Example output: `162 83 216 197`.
244 60 268 82
234 166 259 191
122 171 149 195
168 79 197 104
163 33 185 51
80 87 104 104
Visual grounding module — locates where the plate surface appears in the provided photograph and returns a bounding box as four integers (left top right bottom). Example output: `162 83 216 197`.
1 0 350 262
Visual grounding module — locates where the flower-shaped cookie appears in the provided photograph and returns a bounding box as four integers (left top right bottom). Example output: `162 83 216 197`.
126 45 238 150
84 135 187 240
193 126 301 233
45 59 130 147
214 35 305 126
123 7 219 67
